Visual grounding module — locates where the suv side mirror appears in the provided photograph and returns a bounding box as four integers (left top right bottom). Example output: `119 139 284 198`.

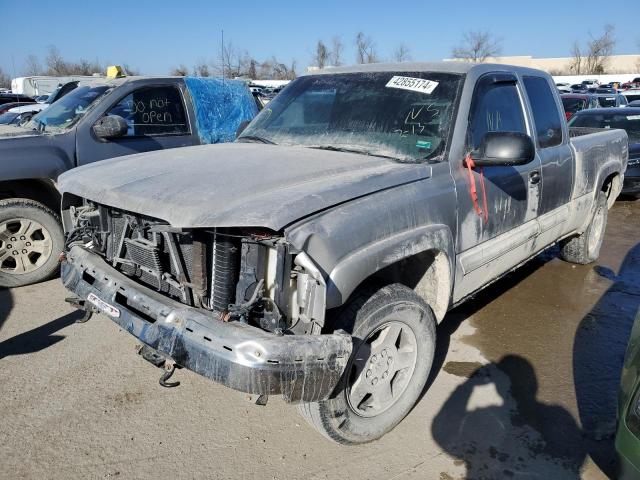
470 131 535 167
236 120 251 138
92 115 128 139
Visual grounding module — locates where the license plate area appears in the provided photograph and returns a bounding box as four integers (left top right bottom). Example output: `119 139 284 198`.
87 292 121 318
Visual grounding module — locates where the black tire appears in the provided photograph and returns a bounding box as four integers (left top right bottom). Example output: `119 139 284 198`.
560 191 608 265
0 198 64 288
298 283 436 444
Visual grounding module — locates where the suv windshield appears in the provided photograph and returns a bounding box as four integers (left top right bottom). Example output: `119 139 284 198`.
26 85 110 133
569 112 640 143
239 72 463 162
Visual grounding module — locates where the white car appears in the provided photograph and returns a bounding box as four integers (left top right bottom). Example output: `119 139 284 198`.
622 88 640 104
556 83 571 93
8 103 47 114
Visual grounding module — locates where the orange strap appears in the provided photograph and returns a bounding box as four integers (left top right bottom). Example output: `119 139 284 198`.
465 154 489 224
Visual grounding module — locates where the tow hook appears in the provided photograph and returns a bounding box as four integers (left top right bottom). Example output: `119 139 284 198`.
64 296 95 323
159 362 180 388
135 344 180 388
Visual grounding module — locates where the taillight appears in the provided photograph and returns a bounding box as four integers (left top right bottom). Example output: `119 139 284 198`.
565 111 573 121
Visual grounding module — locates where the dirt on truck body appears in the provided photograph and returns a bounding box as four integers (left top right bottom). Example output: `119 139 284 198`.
58 61 627 444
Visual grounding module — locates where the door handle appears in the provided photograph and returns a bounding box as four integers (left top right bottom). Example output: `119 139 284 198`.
529 170 541 184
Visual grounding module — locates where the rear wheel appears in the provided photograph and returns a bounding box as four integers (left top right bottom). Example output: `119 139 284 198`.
0 199 64 287
298 283 436 444
560 191 608 265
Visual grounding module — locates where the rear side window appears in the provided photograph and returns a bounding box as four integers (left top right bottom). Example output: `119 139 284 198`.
523 76 563 148
468 80 526 149
107 86 189 137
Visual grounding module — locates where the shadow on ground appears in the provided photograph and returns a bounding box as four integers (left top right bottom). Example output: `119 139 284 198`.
0 287 13 334
0 309 82 359
573 243 640 474
433 355 586 479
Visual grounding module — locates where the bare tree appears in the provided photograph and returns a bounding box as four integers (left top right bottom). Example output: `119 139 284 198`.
330 36 344 66
569 25 616 75
219 40 244 78
355 32 378 64
569 41 583 74
314 40 329 69
392 44 412 62
24 54 42 76
193 61 211 77
451 30 502 63
170 64 189 76
585 25 615 74
122 63 140 76
0 67 11 89
45 45 67 75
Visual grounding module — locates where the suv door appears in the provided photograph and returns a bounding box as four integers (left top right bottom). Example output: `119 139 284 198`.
75 80 199 165
521 75 574 247
453 73 542 301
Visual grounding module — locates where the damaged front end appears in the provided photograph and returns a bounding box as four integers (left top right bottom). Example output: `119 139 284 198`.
60 196 351 402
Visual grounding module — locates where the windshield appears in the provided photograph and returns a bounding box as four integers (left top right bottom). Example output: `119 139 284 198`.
569 112 640 143
26 85 110 133
562 97 587 114
239 72 463 162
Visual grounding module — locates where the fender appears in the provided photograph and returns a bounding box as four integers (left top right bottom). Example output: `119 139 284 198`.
0 131 75 181
325 224 455 314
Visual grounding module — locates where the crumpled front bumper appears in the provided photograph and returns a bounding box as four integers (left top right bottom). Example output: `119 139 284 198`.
61 246 352 402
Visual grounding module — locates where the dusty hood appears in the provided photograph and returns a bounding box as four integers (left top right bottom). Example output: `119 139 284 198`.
58 143 431 230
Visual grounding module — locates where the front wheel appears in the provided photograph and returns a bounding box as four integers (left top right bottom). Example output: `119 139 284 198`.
298 283 436 444
0 198 64 288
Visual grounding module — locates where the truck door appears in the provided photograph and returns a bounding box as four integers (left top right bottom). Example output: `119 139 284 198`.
75 81 199 165
453 73 542 302
520 76 574 218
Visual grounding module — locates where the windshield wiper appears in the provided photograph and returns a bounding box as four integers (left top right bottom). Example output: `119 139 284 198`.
308 145 400 161
237 135 276 145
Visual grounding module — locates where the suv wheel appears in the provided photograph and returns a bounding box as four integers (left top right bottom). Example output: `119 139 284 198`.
0 199 64 287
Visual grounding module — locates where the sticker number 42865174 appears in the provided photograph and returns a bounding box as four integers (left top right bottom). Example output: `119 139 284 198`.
385 76 439 94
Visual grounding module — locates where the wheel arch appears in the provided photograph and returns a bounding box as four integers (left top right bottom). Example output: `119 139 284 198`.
0 178 61 213
325 224 455 323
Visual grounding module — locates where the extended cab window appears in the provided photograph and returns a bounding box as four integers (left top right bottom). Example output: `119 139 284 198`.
107 86 189 136
468 79 526 149
523 76 563 148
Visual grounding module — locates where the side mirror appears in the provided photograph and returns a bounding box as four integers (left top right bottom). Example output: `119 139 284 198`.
469 131 535 167
92 115 128 139
236 120 251 138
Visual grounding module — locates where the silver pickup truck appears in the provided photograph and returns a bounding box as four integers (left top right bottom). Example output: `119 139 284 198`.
58 62 627 444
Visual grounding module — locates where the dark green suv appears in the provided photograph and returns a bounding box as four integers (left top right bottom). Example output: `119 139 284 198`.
616 310 640 478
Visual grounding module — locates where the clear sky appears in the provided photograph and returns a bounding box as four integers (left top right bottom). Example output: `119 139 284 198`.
1 0 639 76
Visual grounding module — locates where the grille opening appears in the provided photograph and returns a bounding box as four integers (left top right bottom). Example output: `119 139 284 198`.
82 270 96 285
114 292 156 324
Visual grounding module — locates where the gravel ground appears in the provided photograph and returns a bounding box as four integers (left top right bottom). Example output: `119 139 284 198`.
1 199 638 479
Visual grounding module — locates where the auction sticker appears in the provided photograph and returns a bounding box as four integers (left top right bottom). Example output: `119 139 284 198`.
386 76 439 94
87 292 120 318
627 115 640 120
